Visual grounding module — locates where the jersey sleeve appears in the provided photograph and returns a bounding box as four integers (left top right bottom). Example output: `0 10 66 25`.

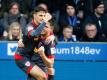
25 21 46 38
44 39 56 59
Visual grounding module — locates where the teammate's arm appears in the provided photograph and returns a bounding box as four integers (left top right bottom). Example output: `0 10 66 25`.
34 46 54 68
27 21 46 37
27 13 52 38
40 52 54 68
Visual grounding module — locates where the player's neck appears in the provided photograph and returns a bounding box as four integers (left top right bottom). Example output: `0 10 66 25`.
41 32 52 40
46 33 50 37
46 32 53 38
33 19 39 25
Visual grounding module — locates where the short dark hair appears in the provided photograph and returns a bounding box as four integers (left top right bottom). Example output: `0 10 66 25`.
33 6 47 14
93 0 104 9
63 25 73 30
84 23 97 34
48 18 56 30
65 2 76 9
85 23 96 29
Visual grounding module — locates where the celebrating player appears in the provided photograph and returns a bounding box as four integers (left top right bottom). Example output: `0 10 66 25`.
14 6 52 80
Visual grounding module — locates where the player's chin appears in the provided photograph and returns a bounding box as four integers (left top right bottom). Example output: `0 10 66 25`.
41 32 45 35
41 29 46 33
39 20 44 23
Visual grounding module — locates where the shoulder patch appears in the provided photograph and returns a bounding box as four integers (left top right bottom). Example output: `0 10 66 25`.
28 26 34 32
25 61 31 67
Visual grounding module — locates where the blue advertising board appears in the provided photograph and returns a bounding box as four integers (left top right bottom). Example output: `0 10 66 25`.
55 42 107 60
0 41 18 59
0 41 107 60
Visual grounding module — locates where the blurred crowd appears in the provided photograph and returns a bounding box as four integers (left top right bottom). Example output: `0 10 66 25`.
0 0 107 42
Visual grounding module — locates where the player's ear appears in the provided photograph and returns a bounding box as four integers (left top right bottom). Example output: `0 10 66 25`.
33 13 36 18
51 25 54 30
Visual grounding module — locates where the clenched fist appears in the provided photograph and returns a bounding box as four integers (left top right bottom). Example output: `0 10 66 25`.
43 13 52 22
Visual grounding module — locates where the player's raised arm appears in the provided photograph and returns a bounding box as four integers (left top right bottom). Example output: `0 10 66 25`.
26 13 52 38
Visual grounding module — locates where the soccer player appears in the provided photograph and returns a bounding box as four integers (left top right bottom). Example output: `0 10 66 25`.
14 6 52 80
17 20 56 80
32 20 56 80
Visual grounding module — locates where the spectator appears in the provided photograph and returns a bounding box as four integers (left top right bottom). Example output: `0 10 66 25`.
80 23 107 42
59 2 80 37
83 0 107 37
59 25 77 42
4 22 22 41
37 3 48 11
1 2 27 34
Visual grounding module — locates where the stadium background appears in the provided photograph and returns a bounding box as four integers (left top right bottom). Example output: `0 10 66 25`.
0 0 107 80
0 41 107 80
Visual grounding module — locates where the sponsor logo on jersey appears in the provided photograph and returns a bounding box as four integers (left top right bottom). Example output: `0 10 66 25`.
25 61 31 67
28 26 34 31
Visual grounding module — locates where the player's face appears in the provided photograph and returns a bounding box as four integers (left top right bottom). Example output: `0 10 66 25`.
41 22 52 35
33 11 46 24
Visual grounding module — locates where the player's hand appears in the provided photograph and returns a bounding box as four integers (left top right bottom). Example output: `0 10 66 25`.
38 46 45 53
43 13 52 22
18 39 24 47
37 46 45 57
45 35 55 44
34 46 45 55
34 48 38 53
